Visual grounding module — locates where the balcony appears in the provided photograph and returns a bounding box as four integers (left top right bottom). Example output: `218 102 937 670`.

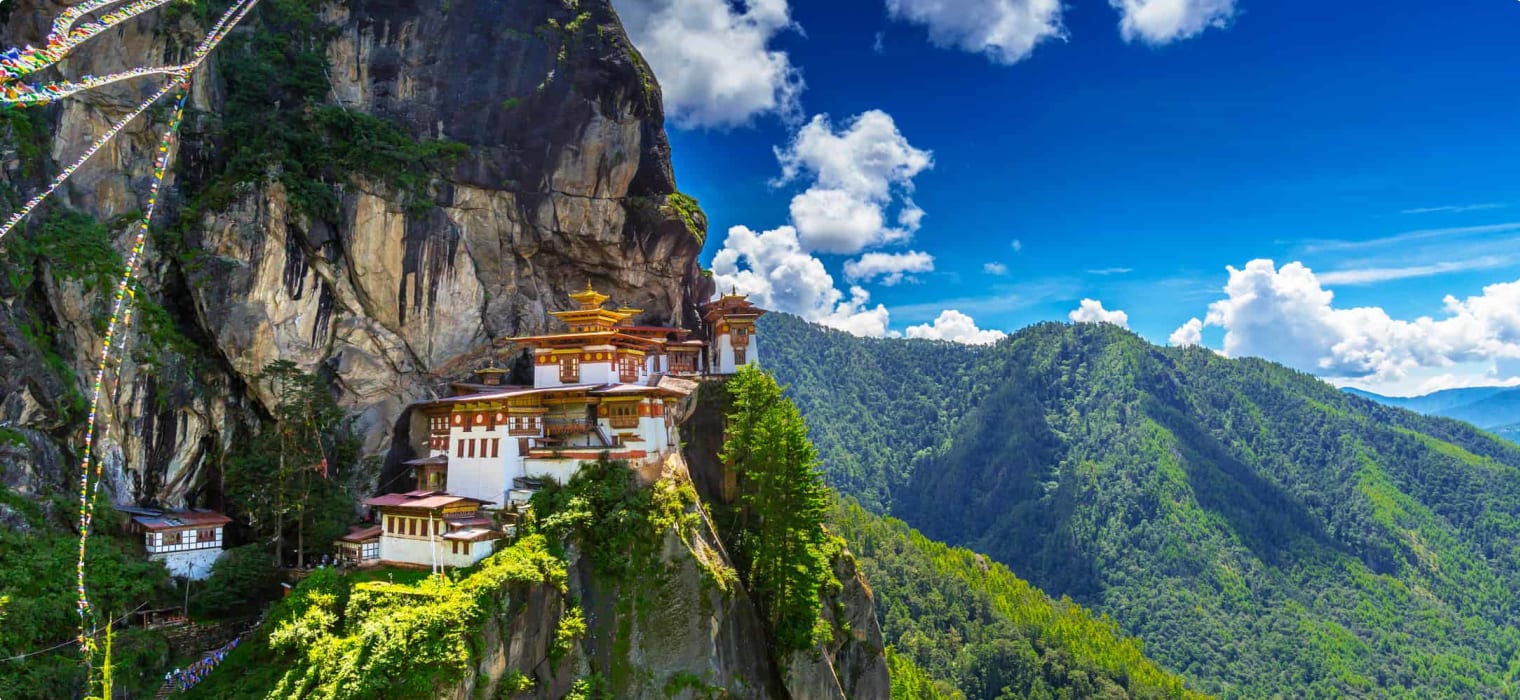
543 418 595 436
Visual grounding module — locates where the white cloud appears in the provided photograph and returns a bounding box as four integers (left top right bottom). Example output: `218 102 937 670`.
905 310 1007 345
1011 239 1023 252
614 0 803 128
1411 373 1520 395
1401 203 1507 215
873 31 886 53
1317 256 1514 286
1087 267 1134 275
844 250 935 286
1110 0 1235 45
984 262 1009 275
1069 298 1131 328
710 224 891 336
885 0 1065 65
1169 317 1204 346
1194 260 1520 382
1302 222 1520 254
773 110 933 254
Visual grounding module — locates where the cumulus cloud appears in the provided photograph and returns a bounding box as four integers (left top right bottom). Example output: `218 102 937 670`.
844 251 935 286
710 225 892 336
1011 239 1023 252
1069 299 1131 328
984 262 1009 275
1169 317 1204 346
905 310 1007 345
1110 0 1235 45
885 0 1065 65
614 0 803 128
1194 260 1520 381
774 110 933 254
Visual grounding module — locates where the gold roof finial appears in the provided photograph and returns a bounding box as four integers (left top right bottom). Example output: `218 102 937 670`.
568 281 610 310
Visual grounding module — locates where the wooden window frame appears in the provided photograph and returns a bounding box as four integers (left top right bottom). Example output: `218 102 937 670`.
559 356 580 383
609 403 639 429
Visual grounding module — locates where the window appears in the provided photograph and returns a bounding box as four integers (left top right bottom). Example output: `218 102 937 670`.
451 541 459 555
408 518 417 536
162 531 182 546
456 440 465 458
363 542 378 560
609 403 639 429
467 439 476 458
388 516 396 533
619 356 639 382
734 348 747 365
198 528 216 544
491 438 500 458
559 356 580 383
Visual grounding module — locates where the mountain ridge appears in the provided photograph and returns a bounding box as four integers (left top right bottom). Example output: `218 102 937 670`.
761 312 1520 698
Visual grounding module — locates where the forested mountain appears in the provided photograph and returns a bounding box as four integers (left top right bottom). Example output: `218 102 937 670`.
761 313 1520 698
1346 386 1520 437
832 500 1202 700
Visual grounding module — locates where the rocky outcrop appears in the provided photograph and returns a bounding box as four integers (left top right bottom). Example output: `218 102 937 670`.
452 458 888 700
0 0 713 507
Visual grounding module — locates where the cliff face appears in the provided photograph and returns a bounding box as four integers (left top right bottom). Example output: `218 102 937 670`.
0 0 713 507
452 459 889 700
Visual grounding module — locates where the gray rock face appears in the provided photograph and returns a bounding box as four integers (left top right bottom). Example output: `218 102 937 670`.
0 0 711 507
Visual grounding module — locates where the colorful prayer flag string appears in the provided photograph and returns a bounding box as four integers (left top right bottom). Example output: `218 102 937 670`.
74 82 187 647
0 0 261 245
70 0 265 652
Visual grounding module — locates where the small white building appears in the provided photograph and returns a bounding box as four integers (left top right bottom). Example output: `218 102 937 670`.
127 510 231 580
702 292 765 374
333 524 382 567
362 491 501 569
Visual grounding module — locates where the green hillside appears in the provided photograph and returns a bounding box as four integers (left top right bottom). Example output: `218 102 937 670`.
761 313 1520 698
833 500 1203 700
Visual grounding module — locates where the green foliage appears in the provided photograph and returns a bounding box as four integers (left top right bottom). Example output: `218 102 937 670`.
550 601 586 667
719 366 839 654
838 501 1201 699
0 426 25 448
0 526 172 700
4 208 122 293
224 361 362 567
661 670 726 698
529 456 701 581
0 103 49 179
666 191 705 245
181 0 465 224
183 535 567 699
756 313 983 510
497 669 533 696
192 543 281 616
886 646 964 700
764 314 1520 698
564 673 613 700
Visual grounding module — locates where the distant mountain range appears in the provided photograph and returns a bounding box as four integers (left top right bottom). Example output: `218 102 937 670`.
761 312 1520 698
1345 385 1520 440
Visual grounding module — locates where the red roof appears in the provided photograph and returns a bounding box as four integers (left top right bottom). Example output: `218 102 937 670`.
130 510 232 531
445 514 494 528
364 492 493 510
443 527 503 542
337 525 382 543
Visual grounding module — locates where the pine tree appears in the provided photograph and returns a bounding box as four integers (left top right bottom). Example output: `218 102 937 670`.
721 365 836 653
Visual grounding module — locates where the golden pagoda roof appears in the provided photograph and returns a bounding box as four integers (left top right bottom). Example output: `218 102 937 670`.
568 281 610 310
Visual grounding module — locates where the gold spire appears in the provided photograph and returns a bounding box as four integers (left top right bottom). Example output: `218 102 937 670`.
567 281 610 310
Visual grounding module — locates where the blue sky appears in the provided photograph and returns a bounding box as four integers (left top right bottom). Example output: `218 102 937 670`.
613 0 1520 396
